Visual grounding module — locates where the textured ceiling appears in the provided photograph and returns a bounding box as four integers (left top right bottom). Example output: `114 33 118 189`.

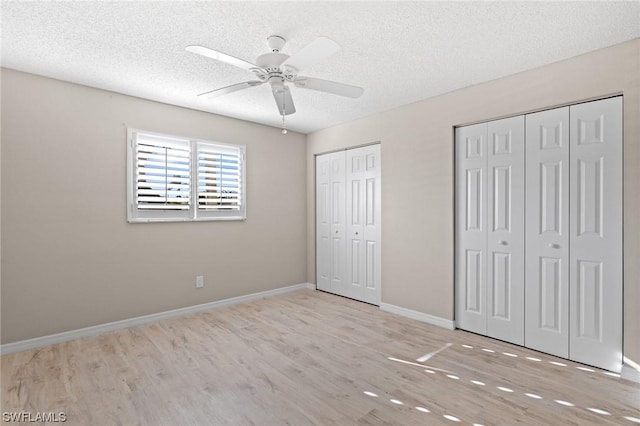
2 1 639 134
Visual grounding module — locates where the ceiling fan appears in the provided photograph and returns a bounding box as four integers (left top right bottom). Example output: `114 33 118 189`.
186 35 364 121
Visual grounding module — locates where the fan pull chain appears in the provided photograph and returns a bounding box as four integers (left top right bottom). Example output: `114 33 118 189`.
281 92 288 134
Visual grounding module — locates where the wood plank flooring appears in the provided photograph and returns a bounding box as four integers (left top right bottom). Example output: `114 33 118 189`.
2 289 639 425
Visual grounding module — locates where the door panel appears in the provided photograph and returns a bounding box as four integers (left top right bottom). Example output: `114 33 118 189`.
569 97 622 372
315 155 332 292
525 106 570 358
362 144 381 305
486 116 525 345
329 152 347 297
456 123 488 335
346 148 364 300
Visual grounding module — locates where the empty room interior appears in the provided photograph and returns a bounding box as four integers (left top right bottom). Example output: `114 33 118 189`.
1 1 640 425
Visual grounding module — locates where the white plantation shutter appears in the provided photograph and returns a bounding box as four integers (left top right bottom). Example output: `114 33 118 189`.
127 129 246 222
197 142 244 217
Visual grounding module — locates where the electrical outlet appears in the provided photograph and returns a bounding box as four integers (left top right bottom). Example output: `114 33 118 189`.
196 275 204 288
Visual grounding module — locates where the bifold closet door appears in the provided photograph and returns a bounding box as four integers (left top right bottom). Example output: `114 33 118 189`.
569 97 622 372
315 151 346 295
525 106 570 358
486 117 525 345
345 145 381 305
455 123 488 336
455 116 525 344
316 145 381 305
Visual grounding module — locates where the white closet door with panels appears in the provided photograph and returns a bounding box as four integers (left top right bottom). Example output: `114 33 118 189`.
455 117 525 346
316 145 381 305
569 97 622 372
456 96 623 372
455 123 488 336
315 151 346 294
525 106 570 358
486 117 525 345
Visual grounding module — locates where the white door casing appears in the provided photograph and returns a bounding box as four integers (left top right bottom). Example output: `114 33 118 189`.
486 116 525 345
525 106 570 358
455 123 488 336
569 97 623 372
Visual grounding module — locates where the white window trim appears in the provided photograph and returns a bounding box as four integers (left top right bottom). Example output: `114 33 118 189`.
127 128 246 223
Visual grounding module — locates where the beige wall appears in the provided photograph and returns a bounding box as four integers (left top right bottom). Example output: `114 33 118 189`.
1 69 307 344
306 39 640 363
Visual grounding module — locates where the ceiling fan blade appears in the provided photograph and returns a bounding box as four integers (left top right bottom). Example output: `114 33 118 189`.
198 81 263 98
186 45 265 73
281 36 340 73
294 77 364 98
272 86 296 115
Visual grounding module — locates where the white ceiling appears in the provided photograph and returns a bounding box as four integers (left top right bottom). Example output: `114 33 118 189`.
2 1 639 134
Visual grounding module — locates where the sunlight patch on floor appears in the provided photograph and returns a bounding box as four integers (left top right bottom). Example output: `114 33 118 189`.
375 349 629 424
587 408 610 415
576 366 595 372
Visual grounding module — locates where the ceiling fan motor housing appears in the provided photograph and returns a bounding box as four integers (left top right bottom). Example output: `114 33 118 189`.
266 35 286 52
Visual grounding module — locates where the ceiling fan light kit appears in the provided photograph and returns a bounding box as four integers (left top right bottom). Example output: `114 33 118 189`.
187 34 364 134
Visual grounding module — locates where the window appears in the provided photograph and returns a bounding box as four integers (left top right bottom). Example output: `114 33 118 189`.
127 129 245 222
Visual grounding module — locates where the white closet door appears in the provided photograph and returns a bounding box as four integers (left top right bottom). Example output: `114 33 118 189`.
329 151 347 297
569 97 623 372
525 107 570 358
486 116 525 345
315 154 332 292
455 123 488 335
362 144 381 305
318 146 381 305
346 148 365 301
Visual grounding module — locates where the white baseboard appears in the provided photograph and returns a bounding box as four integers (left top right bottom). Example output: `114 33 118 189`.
621 363 640 383
380 303 455 330
0 283 315 356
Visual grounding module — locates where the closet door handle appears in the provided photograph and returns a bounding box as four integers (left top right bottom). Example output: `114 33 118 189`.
498 240 508 246
549 243 560 249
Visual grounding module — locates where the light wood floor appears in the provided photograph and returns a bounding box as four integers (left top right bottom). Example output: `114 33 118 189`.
2 289 639 425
